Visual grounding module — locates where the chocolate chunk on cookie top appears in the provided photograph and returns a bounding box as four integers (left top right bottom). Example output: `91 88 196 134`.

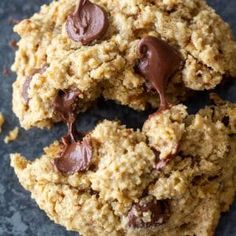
66 0 109 44
137 36 182 112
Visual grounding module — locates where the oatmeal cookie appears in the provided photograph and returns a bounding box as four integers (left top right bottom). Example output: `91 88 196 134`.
11 101 236 236
12 0 236 129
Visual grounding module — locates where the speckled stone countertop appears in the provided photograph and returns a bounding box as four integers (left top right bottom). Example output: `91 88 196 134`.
0 0 236 235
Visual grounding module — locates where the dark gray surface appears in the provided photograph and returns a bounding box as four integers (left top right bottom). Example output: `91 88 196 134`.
0 0 236 235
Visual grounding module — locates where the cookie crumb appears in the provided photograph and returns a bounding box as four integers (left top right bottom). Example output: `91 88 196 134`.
0 113 5 133
4 127 19 144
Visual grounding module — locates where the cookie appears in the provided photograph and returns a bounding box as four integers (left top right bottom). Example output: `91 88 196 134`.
12 0 236 129
11 100 236 236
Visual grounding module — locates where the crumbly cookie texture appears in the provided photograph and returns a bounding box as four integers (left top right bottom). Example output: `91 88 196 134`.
12 0 236 129
4 127 19 143
11 102 236 236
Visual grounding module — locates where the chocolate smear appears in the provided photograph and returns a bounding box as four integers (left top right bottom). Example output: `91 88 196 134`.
22 64 48 104
128 198 170 228
53 90 93 174
66 0 109 44
54 138 92 174
137 36 182 112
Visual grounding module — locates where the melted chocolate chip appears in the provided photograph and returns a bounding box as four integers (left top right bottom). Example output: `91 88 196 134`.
128 199 170 228
54 90 80 143
137 36 182 112
54 90 80 123
22 64 48 104
53 90 93 175
66 0 109 44
54 138 92 174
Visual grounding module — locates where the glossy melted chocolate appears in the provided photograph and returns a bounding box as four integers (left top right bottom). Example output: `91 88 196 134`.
137 36 182 112
66 0 108 44
53 90 93 174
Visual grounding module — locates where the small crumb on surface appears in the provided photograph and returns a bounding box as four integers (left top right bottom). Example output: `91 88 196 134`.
0 113 4 133
4 127 19 144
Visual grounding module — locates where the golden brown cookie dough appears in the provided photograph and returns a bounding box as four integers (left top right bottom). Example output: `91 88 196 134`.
12 0 236 129
11 101 236 236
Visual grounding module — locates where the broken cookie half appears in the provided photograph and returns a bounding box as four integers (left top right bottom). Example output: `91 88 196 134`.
11 100 236 236
12 0 236 129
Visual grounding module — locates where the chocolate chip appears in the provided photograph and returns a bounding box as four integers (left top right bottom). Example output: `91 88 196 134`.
53 89 93 175
22 64 48 104
54 90 80 123
128 198 170 228
66 0 109 45
61 124 81 146
54 90 81 143
54 138 93 175
136 36 182 112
